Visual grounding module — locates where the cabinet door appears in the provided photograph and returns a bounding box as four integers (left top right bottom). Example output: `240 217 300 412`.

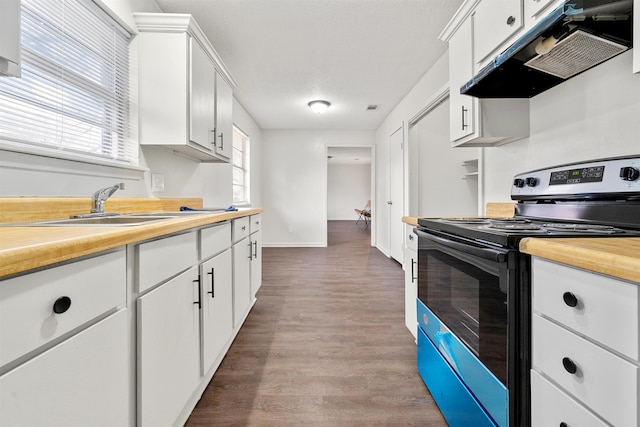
473 0 523 65
190 38 216 151
449 18 475 142
233 238 252 328
404 245 417 340
0 0 20 76
200 249 233 375
0 311 129 427
250 229 262 298
137 266 201 427
214 72 233 159
634 0 639 73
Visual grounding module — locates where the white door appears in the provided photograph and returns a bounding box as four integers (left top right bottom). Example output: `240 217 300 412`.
389 126 404 262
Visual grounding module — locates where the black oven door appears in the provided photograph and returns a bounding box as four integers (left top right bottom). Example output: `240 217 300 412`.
415 227 527 427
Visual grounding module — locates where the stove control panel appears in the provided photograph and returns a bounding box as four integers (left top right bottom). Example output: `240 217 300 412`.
511 156 640 200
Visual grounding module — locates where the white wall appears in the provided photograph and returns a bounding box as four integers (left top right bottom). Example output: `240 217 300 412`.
374 53 450 255
0 0 264 211
483 51 640 203
261 129 375 246
415 98 477 216
327 163 371 220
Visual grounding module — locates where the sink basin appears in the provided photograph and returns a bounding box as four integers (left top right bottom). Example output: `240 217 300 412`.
14 215 177 227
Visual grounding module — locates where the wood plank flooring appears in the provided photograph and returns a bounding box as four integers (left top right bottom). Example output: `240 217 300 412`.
186 220 446 426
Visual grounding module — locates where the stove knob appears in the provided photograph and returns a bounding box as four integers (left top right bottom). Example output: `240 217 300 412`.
620 166 640 181
513 178 525 188
525 177 538 187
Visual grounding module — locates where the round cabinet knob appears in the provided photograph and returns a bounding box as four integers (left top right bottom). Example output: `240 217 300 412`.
506 15 516 25
525 177 538 187
562 291 578 308
513 178 525 188
560 423 568 427
53 296 72 314
562 357 578 374
620 166 640 181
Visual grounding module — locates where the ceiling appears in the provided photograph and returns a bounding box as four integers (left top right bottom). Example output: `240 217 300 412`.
153 0 464 130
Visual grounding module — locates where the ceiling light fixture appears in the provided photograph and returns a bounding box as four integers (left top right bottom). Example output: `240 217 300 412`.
308 100 330 114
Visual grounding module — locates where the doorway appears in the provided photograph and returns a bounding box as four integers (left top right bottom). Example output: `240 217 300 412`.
326 146 374 246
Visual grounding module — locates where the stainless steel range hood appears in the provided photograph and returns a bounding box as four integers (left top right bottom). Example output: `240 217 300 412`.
462 0 633 98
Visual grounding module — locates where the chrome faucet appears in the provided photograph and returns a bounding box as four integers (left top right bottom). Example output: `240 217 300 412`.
90 183 125 215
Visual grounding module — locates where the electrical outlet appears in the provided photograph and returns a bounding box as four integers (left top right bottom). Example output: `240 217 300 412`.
151 173 165 192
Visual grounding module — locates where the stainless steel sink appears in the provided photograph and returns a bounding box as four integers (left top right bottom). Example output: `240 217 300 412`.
5 215 177 227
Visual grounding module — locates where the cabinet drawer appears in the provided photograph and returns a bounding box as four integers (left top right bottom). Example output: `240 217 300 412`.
136 231 197 293
250 214 262 234
0 250 126 368
531 370 607 427
532 315 638 427
473 0 524 65
200 222 231 260
233 217 250 242
532 258 639 360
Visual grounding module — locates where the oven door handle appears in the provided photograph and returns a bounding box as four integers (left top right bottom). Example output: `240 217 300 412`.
415 228 509 262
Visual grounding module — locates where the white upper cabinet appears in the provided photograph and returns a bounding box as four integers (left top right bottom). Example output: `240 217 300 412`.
635 0 639 73
0 0 20 77
449 18 476 142
214 72 234 159
134 13 237 162
473 0 523 67
440 0 529 147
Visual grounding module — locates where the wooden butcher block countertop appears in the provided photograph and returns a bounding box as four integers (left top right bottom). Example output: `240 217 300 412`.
0 197 262 278
520 237 640 284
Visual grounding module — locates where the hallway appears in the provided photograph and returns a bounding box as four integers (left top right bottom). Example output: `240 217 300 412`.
186 220 446 426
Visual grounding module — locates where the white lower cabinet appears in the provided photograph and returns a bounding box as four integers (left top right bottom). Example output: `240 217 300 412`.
137 266 201 427
200 248 233 375
0 310 129 427
531 257 640 427
0 250 129 427
233 234 252 329
250 214 263 298
404 224 417 339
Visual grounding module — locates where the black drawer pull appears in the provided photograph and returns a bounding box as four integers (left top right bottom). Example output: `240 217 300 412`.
562 357 577 374
53 296 72 314
560 423 568 427
562 291 578 308
506 15 516 25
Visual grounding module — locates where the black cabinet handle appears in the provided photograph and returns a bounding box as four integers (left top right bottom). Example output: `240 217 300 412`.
53 296 72 314
411 258 417 283
248 241 253 260
193 275 202 309
506 15 516 25
218 132 224 151
207 268 215 298
563 291 578 308
242 225 246 231
560 423 568 427
253 241 258 259
562 357 577 374
461 106 468 130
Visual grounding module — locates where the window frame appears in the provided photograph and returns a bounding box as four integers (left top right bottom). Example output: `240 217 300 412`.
232 125 250 206
0 0 139 169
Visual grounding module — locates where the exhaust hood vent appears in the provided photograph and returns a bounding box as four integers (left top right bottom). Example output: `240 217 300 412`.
525 29 628 78
462 0 633 99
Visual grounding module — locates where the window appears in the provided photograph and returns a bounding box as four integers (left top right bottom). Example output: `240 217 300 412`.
0 0 136 165
232 126 250 205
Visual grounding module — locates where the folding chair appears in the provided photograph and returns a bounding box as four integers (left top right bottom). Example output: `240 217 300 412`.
354 200 372 228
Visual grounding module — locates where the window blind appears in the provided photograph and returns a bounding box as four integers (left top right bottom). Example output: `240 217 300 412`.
0 0 136 165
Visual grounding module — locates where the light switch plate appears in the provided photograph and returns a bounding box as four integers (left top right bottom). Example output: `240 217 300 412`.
151 173 165 192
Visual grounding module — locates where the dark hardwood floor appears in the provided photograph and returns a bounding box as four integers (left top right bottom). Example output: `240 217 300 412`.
186 220 446 426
